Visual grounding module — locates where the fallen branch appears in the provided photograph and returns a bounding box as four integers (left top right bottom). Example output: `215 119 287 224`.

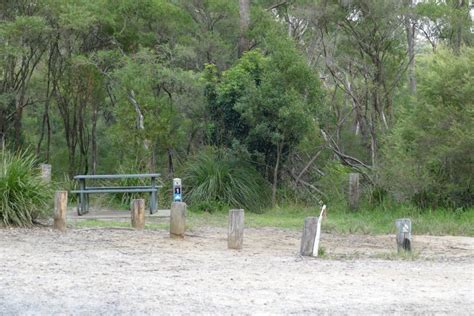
288 169 328 199
320 129 374 185
295 148 323 184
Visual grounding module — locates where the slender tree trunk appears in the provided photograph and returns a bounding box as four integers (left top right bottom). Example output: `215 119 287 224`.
37 47 55 162
91 102 98 174
272 141 282 207
14 107 23 150
46 111 51 163
37 100 51 160
0 109 5 143
14 89 26 150
168 147 174 177
404 0 416 94
239 0 250 56
78 102 89 175
148 142 156 173
369 119 377 168
68 146 76 179
451 0 467 55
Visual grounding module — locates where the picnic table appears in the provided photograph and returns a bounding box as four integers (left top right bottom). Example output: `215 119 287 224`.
71 173 161 215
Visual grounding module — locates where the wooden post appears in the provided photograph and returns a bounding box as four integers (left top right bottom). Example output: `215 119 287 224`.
54 191 67 231
395 218 412 252
348 173 360 211
40 164 52 183
131 199 145 229
170 202 186 238
228 209 244 249
300 217 318 256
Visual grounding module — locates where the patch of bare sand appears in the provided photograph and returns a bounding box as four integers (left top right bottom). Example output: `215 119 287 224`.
0 227 473 314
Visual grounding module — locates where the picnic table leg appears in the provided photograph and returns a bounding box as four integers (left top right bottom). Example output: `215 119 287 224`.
79 179 86 215
150 177 157 214
85 192 89 214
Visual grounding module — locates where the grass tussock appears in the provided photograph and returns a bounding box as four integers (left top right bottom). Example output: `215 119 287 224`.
0 151 53 227
184 149 270 212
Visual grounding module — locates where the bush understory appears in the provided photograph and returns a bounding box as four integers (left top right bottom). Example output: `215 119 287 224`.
185 204 474 236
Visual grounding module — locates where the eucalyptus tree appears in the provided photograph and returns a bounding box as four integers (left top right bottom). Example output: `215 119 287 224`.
416 0 473 54
298 0 410 169
179 0 239 69
111 48 203 175
0 1 50 149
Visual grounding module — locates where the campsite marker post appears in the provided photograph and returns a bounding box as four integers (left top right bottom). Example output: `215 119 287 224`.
395 218 412 252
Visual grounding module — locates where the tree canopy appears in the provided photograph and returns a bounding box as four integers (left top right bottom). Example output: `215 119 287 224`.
1 0 473 210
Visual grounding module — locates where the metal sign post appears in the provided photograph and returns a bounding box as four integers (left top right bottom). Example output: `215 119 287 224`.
173 178 182 202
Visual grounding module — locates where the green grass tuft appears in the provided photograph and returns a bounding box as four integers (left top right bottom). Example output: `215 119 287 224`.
184 148 270 212
0 151 53 227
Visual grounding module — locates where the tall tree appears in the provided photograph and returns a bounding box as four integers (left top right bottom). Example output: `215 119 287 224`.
239 0 251 56
404 0 417 94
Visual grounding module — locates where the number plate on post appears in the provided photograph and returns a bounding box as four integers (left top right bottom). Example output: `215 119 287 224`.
173 178 182 202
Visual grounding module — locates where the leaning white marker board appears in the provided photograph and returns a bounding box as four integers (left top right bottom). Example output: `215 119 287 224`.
312 205 326 257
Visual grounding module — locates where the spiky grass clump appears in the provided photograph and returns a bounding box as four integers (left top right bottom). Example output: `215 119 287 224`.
184 149 270 212
0 151 52 226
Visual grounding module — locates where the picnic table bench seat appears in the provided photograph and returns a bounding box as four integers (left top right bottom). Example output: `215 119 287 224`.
71 173 161 216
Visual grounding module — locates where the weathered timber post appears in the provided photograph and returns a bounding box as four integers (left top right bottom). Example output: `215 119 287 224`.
131 199 145 229
170 202 186 238
228 209 244 250
40 164 52 183
300 216 318 256
54 191 67 231
395 218 412 252
348 173 360 211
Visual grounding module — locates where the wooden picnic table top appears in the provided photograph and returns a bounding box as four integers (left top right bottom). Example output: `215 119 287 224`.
74 173 161 180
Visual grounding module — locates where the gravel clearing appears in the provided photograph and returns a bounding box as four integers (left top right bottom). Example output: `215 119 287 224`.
0 227 473 315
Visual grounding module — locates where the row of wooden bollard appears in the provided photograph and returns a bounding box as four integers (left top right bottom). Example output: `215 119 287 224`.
53 191 245 249
300 215 413 256
54 190 411 253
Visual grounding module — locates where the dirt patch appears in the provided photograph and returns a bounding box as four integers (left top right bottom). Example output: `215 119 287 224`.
0 227 473 314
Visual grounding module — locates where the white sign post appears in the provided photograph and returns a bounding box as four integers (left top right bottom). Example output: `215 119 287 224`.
312 205 326 257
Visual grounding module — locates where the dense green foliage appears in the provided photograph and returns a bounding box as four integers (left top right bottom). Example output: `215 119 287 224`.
0 151 52 226
0 0 473 214
381 49 474 208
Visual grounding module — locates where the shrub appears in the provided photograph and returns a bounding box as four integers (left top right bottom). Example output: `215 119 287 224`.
184 148 270 212
380 48 474 209
0 151 52 226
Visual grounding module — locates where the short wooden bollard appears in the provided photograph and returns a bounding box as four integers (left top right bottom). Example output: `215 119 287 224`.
395 218 412 252
300 217 318 256
131 199 145 229
170 202 186 238
54 191 67 231
228 209 244 250
40 164 52 183
348 173 360 211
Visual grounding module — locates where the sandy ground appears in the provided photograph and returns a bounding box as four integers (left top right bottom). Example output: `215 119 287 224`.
0 226 473 315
